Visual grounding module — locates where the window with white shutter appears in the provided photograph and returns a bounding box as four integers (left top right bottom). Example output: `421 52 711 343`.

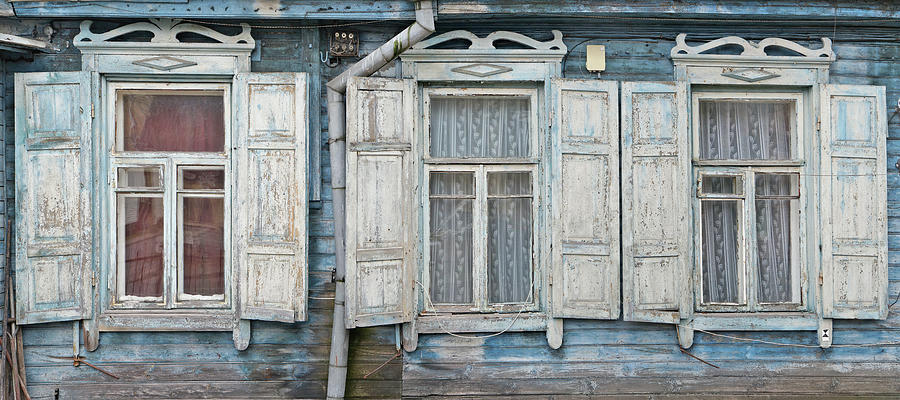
346 30 625 350
635 34 891 349
15 19 310 351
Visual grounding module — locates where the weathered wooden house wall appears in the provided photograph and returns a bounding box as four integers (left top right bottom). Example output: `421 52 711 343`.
0 1 899 399
2 19 403 399
401 17 900 398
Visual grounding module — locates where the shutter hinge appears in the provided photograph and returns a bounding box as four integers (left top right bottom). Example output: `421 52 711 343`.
818 272 824 286
91 270 97 287
90 103 95 119
816 116 821 132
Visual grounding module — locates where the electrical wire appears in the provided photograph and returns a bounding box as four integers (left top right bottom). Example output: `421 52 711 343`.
694 328 900 348
414 280 532 340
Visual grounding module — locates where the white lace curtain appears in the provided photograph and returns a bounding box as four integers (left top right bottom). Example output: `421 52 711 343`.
430 97 530 158
699 101 794 305
429 97 532 305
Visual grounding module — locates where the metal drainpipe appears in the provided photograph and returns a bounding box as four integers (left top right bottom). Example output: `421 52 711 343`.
325 2 434 399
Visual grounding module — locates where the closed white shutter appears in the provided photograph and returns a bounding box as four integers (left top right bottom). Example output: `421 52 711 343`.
621 81 691 324
345 77 416 328
15 72 93 324
233 73 308 323
820 84 888 320
550 79 620 320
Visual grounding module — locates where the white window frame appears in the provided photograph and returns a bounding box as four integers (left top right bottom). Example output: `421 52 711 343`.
690 90 809 313
106 81 233 311
421 87 542 315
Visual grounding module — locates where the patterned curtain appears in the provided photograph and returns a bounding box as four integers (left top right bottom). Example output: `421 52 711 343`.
429 97 532 306
699 101 794 305
699 101 792 160
430 97 530 158
487 172 532 304
429 173 474 304
701 199 741 304
755 174 795 303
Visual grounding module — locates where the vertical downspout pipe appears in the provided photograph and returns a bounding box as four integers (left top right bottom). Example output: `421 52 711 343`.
325 2 434 399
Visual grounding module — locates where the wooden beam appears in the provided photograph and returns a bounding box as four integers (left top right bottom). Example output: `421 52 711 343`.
0 33 53 53
11 0 417 20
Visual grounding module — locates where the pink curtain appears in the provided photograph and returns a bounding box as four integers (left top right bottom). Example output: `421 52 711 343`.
124 197 164 297
183 197 225 296
122 93 225 152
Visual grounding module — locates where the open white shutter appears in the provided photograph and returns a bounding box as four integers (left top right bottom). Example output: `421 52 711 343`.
345 77 416 328
15 72 93 324
621 81 691 324
234 73 308 323
550 79 620 320
820 84 888 320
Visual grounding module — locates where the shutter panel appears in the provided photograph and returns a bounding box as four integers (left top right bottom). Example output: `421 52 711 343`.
234 73 308 323
550 79 620 319
345 77 416 328
15 72 92 324
820 84 888 320
621 81 690 324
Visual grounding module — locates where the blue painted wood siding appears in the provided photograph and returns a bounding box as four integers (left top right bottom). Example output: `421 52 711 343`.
3 21 402 399
402 21 900 398
4 8 900 399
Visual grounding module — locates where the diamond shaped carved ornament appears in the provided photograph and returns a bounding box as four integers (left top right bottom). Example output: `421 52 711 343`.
132 56 198 71
451 63 513 78
721 68 781 82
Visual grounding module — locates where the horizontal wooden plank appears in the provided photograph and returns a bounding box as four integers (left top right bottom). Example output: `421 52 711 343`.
12 0 417 19
28 380 327 399
406 342 900 364
24 344 333 365
403 376 900 397
403 360 900 381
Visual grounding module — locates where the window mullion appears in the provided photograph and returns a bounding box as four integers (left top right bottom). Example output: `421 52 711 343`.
745 168 758 312
474 165 488 311
165 157 177 309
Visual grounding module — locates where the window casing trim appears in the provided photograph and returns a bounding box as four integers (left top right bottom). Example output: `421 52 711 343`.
674 80 828 330
422 163 541 314
420 86 544 316
103 80 234 315
687 86 816 320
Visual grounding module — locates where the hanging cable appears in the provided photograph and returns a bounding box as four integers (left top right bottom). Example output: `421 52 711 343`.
414 280 533 340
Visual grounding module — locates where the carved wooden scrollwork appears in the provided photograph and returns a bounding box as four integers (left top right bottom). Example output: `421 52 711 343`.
412 30 566 52
670 33 834 60
74 18 254 46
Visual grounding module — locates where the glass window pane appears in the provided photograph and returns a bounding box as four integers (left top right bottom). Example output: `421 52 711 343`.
180 168 225 190
118 167 162 189
701 200 741 304
698 100 794 160
430 96 530 158
487 172 533 304
429 172 474 304
429 172 474 196
121 196 164 298
755 173 800 198
182 197 225 296
488 172 532 196
700 175 742 195
755 173 799 304
755 197 795 303
120 90 225 152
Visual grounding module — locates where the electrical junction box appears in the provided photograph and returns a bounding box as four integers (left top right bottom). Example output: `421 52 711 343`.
586 45 606 72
